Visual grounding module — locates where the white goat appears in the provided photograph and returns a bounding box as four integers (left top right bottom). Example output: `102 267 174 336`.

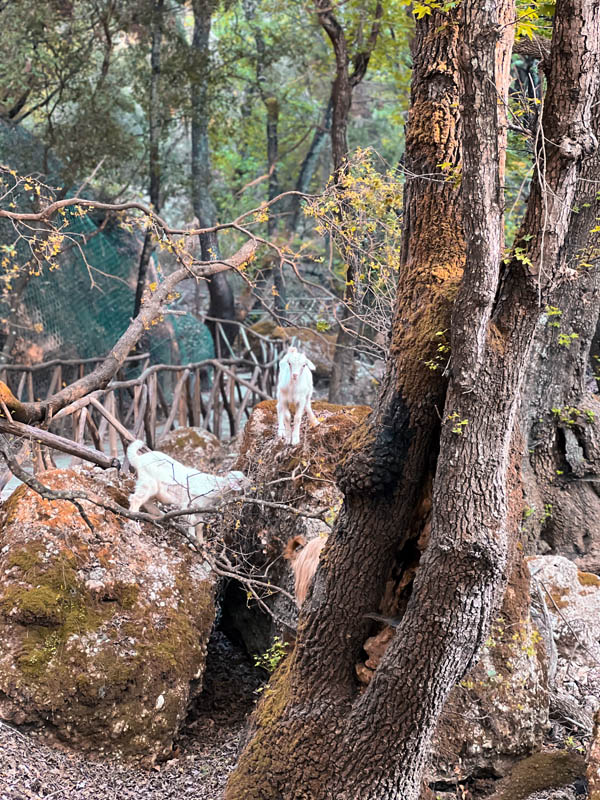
127 439 248 537
277 346 318 445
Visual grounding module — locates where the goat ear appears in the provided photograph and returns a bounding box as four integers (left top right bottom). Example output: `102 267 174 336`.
306 358 316 371
283 535 307 560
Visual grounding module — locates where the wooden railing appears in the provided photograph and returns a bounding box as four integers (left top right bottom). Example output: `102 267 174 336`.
50 356 279 455
0 320 290 476
0 353 151 404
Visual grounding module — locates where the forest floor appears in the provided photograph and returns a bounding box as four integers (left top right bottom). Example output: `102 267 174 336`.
0 631 263 800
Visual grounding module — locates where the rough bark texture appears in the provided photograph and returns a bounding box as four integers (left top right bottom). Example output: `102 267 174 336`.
226 1 599 798
190 0 235 354
226 6 466 798
318 0 383 404
134 0 164 320
521 94 600 565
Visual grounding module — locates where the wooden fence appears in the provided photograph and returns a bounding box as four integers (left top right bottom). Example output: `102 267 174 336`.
0 320 287 474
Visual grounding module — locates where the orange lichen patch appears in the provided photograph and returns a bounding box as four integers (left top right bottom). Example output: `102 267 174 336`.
547 585 571 609
0 466 216 764
0 381 24 415
578 570 600 587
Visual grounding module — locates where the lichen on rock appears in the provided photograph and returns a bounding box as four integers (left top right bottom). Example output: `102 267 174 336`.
156 427 229 472
0 466 215 765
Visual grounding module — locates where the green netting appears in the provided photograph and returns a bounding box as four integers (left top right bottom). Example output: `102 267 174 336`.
0 120 214 366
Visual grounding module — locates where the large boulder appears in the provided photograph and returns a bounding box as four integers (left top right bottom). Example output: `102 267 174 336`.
426 556 549 782
0 467 215 764
486 751 587 800
528 554 600 725
157 427 229 472
428 554 600 793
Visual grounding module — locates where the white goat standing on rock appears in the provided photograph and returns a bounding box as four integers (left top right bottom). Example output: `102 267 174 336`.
277 346 319 446
127 439 249 538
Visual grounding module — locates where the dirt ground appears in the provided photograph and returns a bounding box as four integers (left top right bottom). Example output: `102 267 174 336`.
0 631 263 800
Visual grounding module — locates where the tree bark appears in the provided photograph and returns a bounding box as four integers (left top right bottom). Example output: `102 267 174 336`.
190 0 235 355
521 92 600 562
317 0 383 404
226 0 600 797
226 5 466 796
134 0 164 320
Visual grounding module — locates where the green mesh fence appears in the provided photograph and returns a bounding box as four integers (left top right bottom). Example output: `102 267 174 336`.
0 120 214 367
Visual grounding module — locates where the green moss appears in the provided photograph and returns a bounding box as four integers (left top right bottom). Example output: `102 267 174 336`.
2 484 29 528
1 543 111 681
110 582 140 610
256 655 292 728
1 584 65 625
17 628 62 678
5 541 45 572
136 575 214 678
174 429 208 449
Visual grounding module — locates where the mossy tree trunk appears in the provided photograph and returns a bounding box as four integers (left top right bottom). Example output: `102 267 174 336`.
225 1 600 799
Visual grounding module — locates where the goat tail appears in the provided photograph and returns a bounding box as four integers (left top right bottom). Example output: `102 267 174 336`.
127 439 146 471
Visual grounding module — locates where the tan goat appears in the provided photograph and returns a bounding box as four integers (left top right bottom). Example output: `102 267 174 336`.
283 534 328 607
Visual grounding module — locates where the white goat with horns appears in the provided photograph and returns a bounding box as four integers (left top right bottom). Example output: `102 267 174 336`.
127 439 249 538
277 346 319 445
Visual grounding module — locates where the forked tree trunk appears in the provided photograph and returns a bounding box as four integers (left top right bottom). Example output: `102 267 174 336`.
227 4 465 797
225 1 599 798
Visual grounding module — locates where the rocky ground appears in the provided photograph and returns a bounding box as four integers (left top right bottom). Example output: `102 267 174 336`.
0 631 263 800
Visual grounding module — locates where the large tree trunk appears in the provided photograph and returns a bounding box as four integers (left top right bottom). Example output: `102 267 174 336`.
225 1 600 798
226 4 466 796
521 95 600 563
190 0 235 355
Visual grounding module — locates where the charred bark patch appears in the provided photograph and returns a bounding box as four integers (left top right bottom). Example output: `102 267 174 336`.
338 392 414 495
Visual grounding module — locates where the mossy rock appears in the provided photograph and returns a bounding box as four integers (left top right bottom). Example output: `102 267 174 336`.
429 557 549 783
248 322 336 379
237 399 371 481
488 751 586 800
157 426 227 472
0 467 215 765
